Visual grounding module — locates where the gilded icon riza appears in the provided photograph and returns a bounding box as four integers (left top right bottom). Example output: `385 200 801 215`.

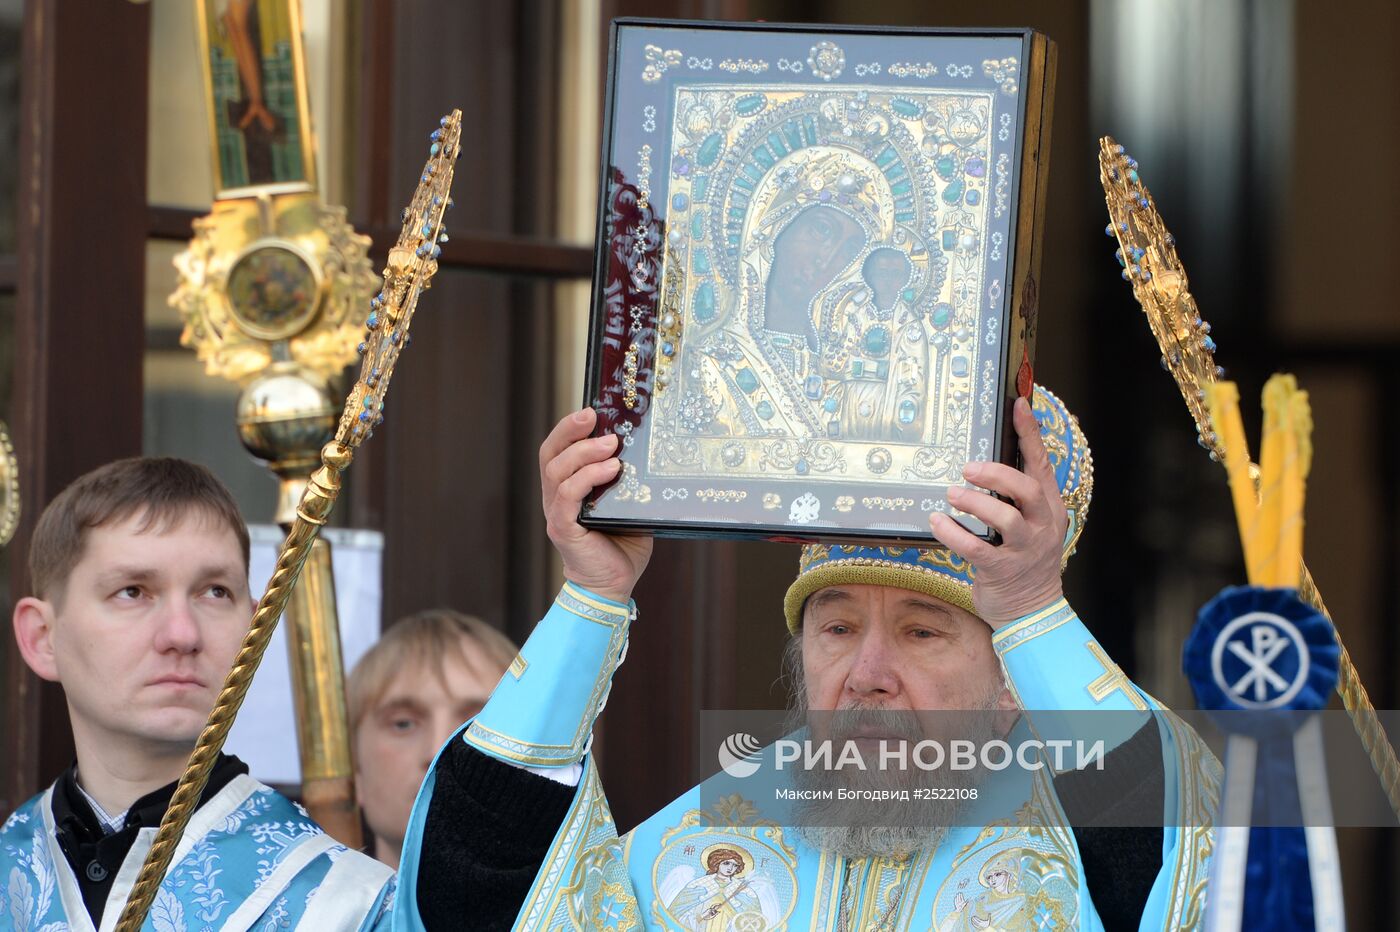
584 21 1056 542
648 84 997 487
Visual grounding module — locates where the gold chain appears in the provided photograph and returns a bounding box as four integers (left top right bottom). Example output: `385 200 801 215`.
836 860 906 932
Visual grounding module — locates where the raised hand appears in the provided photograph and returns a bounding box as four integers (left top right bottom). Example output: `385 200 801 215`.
929 396 1067 629
540 408 653 604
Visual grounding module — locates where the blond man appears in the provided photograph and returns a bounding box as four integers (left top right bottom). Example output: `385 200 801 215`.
349 609 517 868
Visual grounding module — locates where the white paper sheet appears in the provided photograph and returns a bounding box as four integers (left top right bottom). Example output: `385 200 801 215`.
225 525 383 785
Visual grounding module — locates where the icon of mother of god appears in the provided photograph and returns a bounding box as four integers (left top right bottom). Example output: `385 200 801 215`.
689 147 933 444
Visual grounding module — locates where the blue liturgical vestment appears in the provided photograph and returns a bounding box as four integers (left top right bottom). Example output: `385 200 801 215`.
393 582 1221 931
0 773 395 931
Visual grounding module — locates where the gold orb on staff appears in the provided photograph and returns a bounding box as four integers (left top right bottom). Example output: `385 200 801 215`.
172 183 376 846
114 109 463 932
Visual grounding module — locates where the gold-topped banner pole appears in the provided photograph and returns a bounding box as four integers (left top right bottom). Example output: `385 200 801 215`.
1098 136 1400 821
1204 382 1256 548
1207 374 1312 590
182 0 386 846
1254 375 1295 586
114 110 462 932
235 363 364 845
284 537 360 842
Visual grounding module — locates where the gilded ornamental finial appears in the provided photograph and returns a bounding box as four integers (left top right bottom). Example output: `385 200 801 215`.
1098 135 1225 459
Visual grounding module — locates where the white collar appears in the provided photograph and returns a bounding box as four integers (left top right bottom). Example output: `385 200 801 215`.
72 775 127 834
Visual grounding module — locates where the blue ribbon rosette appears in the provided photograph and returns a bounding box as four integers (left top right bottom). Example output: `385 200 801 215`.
1183 585 1344 932
1184 585 1338 715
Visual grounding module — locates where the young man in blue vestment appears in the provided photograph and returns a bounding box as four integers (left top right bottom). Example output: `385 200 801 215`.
394 386 1221 931
2 457 395 931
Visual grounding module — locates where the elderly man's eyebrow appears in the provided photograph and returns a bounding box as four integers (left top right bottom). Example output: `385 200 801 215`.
898 597 956 620
806 589 855 612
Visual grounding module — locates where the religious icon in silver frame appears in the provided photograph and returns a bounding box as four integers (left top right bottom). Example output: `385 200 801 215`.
582 19 1056 543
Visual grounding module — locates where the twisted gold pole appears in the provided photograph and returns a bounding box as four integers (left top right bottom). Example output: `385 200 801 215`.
1098 135 1400 822
1299 566 1400 819
115 109 461 932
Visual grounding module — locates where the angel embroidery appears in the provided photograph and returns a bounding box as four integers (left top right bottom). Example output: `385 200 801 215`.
938 850 1032 931
660 843 781 931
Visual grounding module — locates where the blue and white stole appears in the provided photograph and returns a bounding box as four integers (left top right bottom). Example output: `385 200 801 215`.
0 774 395 932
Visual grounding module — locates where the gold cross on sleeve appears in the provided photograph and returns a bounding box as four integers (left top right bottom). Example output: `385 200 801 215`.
1085 641 1149 710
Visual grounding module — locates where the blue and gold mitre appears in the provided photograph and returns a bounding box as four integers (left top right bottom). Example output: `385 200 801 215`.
783 384 1093 632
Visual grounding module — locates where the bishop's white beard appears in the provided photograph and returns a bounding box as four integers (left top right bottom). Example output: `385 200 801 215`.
781 638 1005 861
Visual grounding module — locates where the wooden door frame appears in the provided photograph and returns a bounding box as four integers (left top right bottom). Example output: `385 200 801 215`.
3 0 151 810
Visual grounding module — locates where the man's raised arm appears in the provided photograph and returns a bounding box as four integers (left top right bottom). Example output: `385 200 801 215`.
394 408 653 931
932 396 1208 930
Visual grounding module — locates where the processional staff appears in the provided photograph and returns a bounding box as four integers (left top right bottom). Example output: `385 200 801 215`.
1096 136 1400 820
113 109 462 932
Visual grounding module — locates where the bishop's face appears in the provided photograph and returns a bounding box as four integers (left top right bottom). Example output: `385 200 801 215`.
799 583 1015 720
33 512 252 755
